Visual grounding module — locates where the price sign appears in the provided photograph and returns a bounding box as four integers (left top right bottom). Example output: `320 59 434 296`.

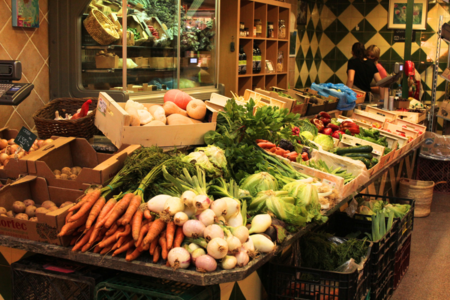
98 97 107 116
14 126 37 152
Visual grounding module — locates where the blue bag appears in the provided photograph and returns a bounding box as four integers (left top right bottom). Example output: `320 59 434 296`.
311 83 358 111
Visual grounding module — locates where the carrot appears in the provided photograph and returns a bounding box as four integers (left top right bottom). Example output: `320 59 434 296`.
135 222 151 247
68 192 91 212
113 239 135 257
77 225 86 233
131 209 143 241
59 214 89 236
65 211 74 224
173 226 185 248
100 245 113 255
126 247 143 261
81 241 94 253
85 196 106 229
144 209 152 220
166 221 176 250
88 226 102 244
70 235 79 246
269 147 277 153
120 195 142 226
72 226 95 252
256 139 269 143
159 234 168 260
105 223 119 237
104 193 134 228
149 233 159 255
97 198 117 223
99 227 124 248
117 234 132 249
143 219 166 246
153 245 160 263
95 202 117 229
93 245 101 253
116 224 131 240
69 190 101 222
258 142 276 149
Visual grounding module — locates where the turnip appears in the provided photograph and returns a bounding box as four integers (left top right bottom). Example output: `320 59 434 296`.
228 212 243 227
183 220 205 238
207 237 228 259
235 248 250 267
204 224 224 242
197 209 216 226
224 198 240 220
250 234 275 253
221 255 237 270
174 212 188 226
195 255 217 272
181 190 197 207
147 195 171 213
194 195 211 210
191 248 206 263
230 226 249 244
168 247 191 270
248 214 272 234
210 198 227 217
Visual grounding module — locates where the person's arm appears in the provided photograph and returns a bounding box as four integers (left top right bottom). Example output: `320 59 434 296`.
376 63 388 79
374 72 382 83
347 69 355 88
373 72 386 98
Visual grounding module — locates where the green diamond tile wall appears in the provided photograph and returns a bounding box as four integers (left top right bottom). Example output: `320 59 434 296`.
295 0 450 102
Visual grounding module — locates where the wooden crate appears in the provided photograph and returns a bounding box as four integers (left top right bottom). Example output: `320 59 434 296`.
365 106 398 122
352 110 386 128
391 110 426 124
393 119 426 142
383 122 419 150
352 88 366 104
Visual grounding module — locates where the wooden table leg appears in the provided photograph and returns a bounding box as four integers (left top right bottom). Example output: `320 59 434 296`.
389 167 397 196
378 171 388 196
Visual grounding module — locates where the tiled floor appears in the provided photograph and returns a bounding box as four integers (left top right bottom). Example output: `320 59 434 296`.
392 193 450 300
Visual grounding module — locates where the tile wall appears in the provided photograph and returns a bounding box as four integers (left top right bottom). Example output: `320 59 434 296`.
295 0 450 102
0 0 49 132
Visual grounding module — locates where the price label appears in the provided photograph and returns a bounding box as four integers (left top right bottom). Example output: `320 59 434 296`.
98 97 107 116
14 127 37 152
323 179 336 189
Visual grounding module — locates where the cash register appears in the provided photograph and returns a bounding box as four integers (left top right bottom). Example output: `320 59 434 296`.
0 60 34 105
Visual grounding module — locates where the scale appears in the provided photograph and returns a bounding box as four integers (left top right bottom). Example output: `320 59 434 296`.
376 62 403 111
0 60 34 105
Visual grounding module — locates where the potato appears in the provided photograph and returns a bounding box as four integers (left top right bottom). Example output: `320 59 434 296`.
55 174 61 179
0 214 7 217
23 199 35 207
6 210 15 218
48 206 59 212
41 201 56 209
61 167 72 176
72 166 82 175
15 213 28 220
36 207 48 214
12 201 26 214
54 169 61 176
60 201 74 208
60 174 68 180
29 217 38 222
25 205 36 218
0 207 6 215
69 174 77 180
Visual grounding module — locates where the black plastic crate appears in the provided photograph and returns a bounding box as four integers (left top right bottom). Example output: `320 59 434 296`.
370 261 394 300
370 236 396 282
394 234 412 290
305 103 327 117
94 276 220 300
266 241 372 300
355 194 415 250
11 254 113 300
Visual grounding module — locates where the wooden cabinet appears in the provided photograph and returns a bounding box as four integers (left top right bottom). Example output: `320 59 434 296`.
219 0 291 98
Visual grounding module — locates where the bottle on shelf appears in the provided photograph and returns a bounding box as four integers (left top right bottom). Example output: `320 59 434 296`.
254 19 262 37
253 46 258 74
253 45 261 74
277 51 284 72
267 22 274 38
279 20 286 39
238 48 247 75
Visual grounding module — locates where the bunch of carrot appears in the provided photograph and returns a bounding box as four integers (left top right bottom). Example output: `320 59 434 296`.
256 139 299 162
59 189 185 262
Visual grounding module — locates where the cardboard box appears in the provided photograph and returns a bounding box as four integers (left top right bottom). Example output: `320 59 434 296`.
24 137 140 190
0 128 26 179
0 176 83 245
132 57 149 68
394 100 411 109
95 92 217 148
96 53 120 69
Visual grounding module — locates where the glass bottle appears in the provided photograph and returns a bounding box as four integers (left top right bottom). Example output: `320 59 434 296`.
267 22 274 38
253 46 258 73
253 45 261 74
240 22 245 30
277 51 284 72
254 19 262 37
245 27 249 37
279 19 286 39
242 49 247 74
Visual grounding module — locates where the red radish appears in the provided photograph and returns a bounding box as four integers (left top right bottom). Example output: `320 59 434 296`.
163 90 192 110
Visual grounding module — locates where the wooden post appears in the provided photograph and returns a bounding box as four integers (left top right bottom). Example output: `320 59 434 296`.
402 0 415 97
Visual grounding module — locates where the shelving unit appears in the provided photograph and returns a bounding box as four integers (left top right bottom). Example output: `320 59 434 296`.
219 0 291 98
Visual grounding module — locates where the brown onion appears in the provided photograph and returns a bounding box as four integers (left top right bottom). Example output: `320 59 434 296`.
0 153 8 164
0 139 7 149
7 139 15 145
37 140 44 147
42 139 54 146
9 145 19 153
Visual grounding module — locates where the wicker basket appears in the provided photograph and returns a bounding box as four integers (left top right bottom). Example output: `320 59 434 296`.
83 9 119 46
33 98 98 140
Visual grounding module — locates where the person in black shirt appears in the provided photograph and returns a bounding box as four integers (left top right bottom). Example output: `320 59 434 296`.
346 43 382 102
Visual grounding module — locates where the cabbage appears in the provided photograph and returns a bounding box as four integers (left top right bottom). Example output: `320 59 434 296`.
313 135 335 151
240 172 278 196
383 203 411 218
359 205 375 215
196 145 228 176
300 131 314 141
182 152 221 177
367 200 384 213
282 181 322 222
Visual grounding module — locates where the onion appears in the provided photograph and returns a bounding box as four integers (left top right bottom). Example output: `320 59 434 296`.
195 255 217 272
250 234 275 253
9 145 19 153
207 237 228 259
231 226 249 244
194 195 211 210
0 139 7 149
191 248 206 263
210 198 227 217
235 249 250 267
226 235 242 254
37 140 44 148
168 247 191 270
183 220 205 238
217 216 227 225
163 197 184 216
183 205 196 218
186 243 200 253
42 139 54 146
7 139 14 145
204 224 224 242
181 190 197 207
3 158 9 166
174 212 188 226
197 209 216 226
16 152 24 159
147 195 171 213
224 198 240 220
228 212 243 227
249 214 272 234
221 255 237 270
242 237 257 258
0 153 8 165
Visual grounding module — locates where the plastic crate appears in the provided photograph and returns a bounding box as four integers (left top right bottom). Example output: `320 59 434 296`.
265 241 372 300
11 254 112 300
394 234 412 290
416 156 450 193
94 276 220 300
355 194 415 250
369 261 394 300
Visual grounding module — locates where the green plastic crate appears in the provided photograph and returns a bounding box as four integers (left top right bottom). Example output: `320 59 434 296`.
94 276 220 300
